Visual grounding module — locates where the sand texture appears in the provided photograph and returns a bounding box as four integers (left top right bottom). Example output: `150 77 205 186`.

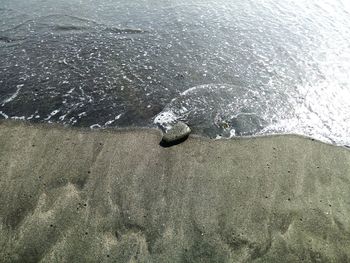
0 120 350 263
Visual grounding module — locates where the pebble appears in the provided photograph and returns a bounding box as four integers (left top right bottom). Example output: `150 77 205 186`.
162 121 191 143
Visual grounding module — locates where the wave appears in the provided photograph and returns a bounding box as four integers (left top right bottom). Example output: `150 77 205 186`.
154 84 272 138
154 83 350 145
0 13 147 40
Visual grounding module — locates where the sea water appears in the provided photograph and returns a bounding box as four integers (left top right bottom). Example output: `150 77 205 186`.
1 0 350 146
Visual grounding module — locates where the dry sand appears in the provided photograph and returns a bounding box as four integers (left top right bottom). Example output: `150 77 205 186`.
0 120 349 263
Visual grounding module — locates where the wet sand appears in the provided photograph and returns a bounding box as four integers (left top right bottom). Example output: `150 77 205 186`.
0 120 349 263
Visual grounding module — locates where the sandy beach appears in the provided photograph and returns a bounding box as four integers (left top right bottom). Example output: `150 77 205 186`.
0 120 349 263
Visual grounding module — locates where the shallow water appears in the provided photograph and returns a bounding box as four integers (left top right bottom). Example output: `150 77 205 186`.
1 0 350 145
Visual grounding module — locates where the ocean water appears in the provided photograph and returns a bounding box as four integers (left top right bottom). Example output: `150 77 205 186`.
0 0 350 146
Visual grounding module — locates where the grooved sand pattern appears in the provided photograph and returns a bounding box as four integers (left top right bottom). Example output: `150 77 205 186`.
0 121 349 263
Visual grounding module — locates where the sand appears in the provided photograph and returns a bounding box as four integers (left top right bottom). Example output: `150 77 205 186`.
0 120 349 263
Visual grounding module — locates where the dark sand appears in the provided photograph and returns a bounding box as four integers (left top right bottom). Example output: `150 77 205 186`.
0 120 349 263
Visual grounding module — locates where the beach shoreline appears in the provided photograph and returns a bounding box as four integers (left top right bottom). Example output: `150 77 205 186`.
0 120 349 262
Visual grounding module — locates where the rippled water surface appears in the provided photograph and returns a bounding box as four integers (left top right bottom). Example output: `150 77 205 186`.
1 0 350 145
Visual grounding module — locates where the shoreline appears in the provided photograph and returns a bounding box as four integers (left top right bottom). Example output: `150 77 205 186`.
1 120 350 262
1 119 348 150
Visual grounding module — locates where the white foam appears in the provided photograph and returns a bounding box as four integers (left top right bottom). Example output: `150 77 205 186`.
11 116 26 120
67 87 75 94
90 124 101 129
2 84 23 106
229 129 236 138
154 111 178 130
180 86 199 96
44 110 60 121
0 111 9 119
27 114 35 120
78 112 87 118
105 120 115 126
59 115 67 121
104 114 123 126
